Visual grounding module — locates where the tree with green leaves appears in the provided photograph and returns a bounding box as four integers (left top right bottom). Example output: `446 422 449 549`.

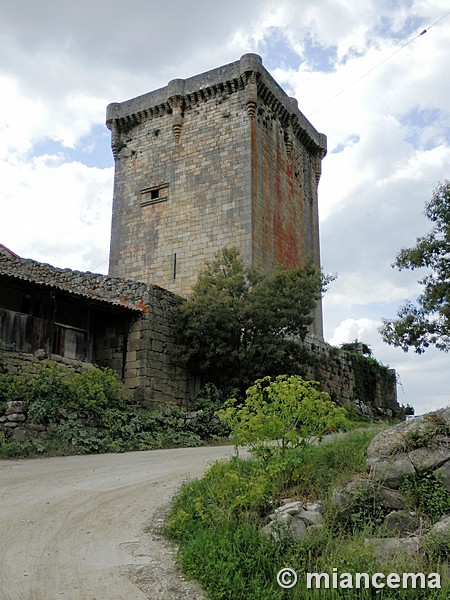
381 180 450 353
176 247 333 394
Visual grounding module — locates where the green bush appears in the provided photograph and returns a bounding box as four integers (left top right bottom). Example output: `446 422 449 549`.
0 362 129 426
0 432 54 457
0 363 72 423
0 363 213 456
27 363 77 424
402 471 450 522
219 375 349 452
167 458 276 535
218 375 349 485
68 366 128 423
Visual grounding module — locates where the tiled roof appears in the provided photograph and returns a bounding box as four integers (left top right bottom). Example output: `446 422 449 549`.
0 244 20 258
0 254 149 312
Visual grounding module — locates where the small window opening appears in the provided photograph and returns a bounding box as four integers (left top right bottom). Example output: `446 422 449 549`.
140 184 169 207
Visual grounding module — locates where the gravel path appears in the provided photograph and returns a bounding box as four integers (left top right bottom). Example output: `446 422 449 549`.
0 445 239 599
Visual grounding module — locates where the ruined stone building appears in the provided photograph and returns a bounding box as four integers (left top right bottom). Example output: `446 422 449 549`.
0 55 400 418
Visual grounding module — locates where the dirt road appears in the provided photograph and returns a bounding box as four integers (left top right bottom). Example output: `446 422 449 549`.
0 445 239 600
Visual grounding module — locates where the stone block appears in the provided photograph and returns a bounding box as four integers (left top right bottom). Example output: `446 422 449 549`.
7 413 26 422
435 460 450 492
6 401 27 415
377 487 406 510
151 339 165 353
368 457 415 489
383 511 420 535
408 447 450 473
12 429 27 442
124 376 142 389
127 339 141 352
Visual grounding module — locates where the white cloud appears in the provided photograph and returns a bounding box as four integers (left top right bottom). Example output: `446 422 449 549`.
328 317 380 346
0 154 113 271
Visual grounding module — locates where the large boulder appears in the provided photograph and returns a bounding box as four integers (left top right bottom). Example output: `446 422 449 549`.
364 537 420 561
368 456 415 489
367 407 450 489
329 408 449 553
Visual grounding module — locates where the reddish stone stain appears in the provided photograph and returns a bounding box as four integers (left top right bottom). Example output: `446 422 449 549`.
253 117 307 271
273 140 299 268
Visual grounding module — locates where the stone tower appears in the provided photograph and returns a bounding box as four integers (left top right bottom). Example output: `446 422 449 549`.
107 54 327 337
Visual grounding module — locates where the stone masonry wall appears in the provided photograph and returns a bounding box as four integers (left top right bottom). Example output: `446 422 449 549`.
302 334 400 418
108 76 252 296
1 349 92 377
122 286 190 406
251 93 324 335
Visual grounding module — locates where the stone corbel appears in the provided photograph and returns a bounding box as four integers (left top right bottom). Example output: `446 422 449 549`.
170 95 184 142
246 71 258 119
108 118 124 159
167 79 185 144
314 154 323 184
285 121 294 158
239 54 262 121
285 97 299 158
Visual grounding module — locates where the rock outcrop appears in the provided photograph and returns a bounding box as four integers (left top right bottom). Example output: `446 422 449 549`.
331 408 450 556
366 408 450 489
261 409 449 549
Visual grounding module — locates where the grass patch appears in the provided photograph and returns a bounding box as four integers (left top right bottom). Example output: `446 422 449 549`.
165 428 449 599
288 429 378 499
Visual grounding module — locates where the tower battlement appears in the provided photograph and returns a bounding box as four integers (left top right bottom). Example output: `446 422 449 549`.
106 54 326 157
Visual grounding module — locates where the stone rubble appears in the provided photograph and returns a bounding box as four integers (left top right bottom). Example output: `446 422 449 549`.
261 499 323 542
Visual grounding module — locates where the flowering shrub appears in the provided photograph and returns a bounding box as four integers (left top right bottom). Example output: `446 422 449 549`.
218 375 349 458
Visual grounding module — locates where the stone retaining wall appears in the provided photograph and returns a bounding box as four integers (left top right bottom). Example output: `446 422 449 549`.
1 349 92 376
0 353 94 441
303 334 399 418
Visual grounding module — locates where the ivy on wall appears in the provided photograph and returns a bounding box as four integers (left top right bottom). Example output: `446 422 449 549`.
344 351 392 406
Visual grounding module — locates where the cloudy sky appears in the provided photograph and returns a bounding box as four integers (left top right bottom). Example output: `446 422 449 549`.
1 0 449 414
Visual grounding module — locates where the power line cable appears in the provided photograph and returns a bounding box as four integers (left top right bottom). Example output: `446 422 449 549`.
310 10 450 115
90 257 109 272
